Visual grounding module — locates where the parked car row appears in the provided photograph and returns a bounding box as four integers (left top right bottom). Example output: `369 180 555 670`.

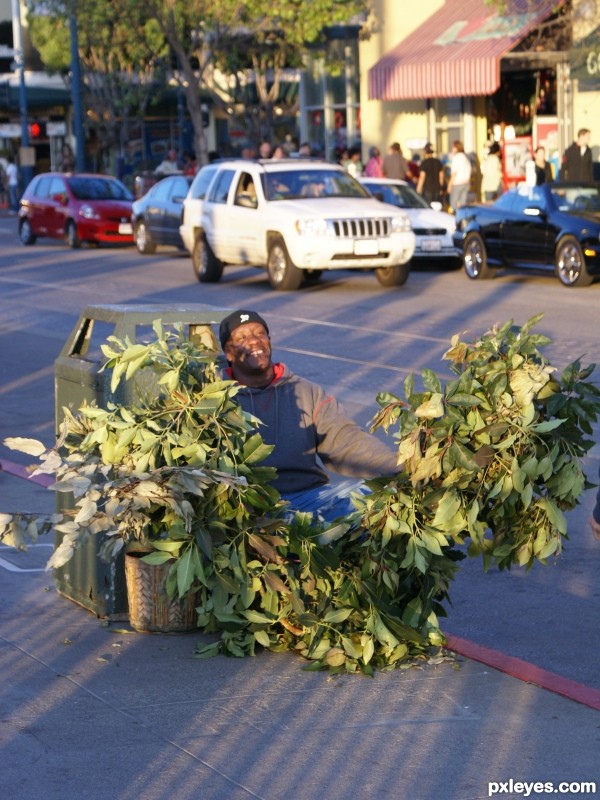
15 166 600 290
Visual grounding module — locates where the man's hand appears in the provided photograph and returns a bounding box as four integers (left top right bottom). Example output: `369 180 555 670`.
589 516 600 541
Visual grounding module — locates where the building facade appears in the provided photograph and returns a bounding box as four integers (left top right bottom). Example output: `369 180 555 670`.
359 0 600 191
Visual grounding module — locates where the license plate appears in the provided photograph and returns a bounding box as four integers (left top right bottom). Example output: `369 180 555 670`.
118 222 133 235
420 238 442 252
354 240 379 256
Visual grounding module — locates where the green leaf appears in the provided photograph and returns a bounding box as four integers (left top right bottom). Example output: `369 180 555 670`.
141 551 173 565
254 629 271 648
446 392 482 407
241 433 274 464
415 393 444 419
432 491 461 526
323 607 352 624
176 548 196 598
362 636 375 665
530 419 565 433
422 368 441 393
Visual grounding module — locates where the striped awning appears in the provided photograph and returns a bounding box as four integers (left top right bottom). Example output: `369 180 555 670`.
368 0 558 101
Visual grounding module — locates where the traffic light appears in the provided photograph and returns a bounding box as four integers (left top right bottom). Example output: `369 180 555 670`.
29 120 47 139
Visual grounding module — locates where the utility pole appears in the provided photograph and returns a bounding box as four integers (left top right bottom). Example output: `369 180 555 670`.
69 8 86 172
11 0 32 188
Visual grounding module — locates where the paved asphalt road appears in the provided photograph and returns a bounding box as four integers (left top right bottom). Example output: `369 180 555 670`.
1 213 599 799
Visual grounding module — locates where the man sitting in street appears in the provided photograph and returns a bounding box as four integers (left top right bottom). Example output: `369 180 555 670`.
219 310 399 520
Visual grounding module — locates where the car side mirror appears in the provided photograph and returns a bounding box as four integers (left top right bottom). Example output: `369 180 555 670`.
430 201 442 211
373 192 384 202
51 192 68 205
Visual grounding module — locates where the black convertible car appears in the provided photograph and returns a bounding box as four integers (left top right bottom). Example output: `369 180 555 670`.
453 182 600 287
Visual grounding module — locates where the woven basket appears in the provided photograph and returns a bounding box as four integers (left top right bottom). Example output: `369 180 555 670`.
124 551 198 633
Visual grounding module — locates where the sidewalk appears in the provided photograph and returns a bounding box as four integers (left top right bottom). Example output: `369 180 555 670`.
1 465 599 800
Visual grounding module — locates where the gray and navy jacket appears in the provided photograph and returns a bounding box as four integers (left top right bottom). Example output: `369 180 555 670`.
226 363 398 494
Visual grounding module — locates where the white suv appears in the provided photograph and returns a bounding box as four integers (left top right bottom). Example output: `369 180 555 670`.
180 159 415 290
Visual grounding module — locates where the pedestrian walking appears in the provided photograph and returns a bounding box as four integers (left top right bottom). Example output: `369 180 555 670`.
363 146 383 177
561 129 593 183
481 142 503 201
6 156 19 214
344 147 363 178
534 146 554 185
416 143 444 204
382 142 409 181
447 140 472 212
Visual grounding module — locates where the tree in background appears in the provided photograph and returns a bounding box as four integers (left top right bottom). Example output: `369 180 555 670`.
27 0 370 167
205 1 369 149
27 0 169 171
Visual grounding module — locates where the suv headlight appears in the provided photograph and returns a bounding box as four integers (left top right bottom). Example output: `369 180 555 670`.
390 213 411 233
295 218 332 236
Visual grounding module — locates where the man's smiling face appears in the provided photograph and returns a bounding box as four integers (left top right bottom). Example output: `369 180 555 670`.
224 322 272 378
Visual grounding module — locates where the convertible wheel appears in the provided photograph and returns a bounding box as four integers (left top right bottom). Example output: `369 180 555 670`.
267 237 303 290
19 218 36 245
375 263 409 287
192 234 223 282
463 232 491 279
134 221 156 254
65 220 81 249
555 236 593 287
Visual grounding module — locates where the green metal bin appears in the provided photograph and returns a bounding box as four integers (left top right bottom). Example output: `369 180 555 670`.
53 303 229 618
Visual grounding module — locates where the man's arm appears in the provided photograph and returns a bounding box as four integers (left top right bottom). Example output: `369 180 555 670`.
310 387 398 479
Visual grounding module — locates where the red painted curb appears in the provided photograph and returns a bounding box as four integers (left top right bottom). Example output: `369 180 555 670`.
445 633 600 712
0 458 53 487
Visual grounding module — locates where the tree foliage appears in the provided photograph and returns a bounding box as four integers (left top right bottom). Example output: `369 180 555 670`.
26 0 370 166
27 0 169 167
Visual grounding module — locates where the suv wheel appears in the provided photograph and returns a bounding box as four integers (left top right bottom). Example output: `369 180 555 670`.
267 237 303 290
65 220 81 249
135 220 156 254
192 234 224 282
375 263 409 287
19 218 36 245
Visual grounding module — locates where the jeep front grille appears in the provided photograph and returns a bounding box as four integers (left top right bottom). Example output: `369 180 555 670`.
331 218 390 238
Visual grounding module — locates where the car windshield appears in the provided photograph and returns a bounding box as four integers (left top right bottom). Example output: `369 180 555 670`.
68 177 133 201
363 181 430 209
263 169 370 201
550 185 600 212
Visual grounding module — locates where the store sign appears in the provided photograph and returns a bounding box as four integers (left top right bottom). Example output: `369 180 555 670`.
0 123 21 138
47 121 66 136
569 25 600 83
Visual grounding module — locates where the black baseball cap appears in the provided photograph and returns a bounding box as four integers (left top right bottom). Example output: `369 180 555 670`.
219 310 269 348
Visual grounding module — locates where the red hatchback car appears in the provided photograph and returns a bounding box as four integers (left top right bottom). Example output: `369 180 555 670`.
18 172 134 248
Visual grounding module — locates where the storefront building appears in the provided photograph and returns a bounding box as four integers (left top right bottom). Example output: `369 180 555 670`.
359 0 600 194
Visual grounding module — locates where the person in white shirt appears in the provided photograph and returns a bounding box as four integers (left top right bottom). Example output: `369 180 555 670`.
5 156 19 214
481 142 503 201
447 140 472 212
154 149 180 176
